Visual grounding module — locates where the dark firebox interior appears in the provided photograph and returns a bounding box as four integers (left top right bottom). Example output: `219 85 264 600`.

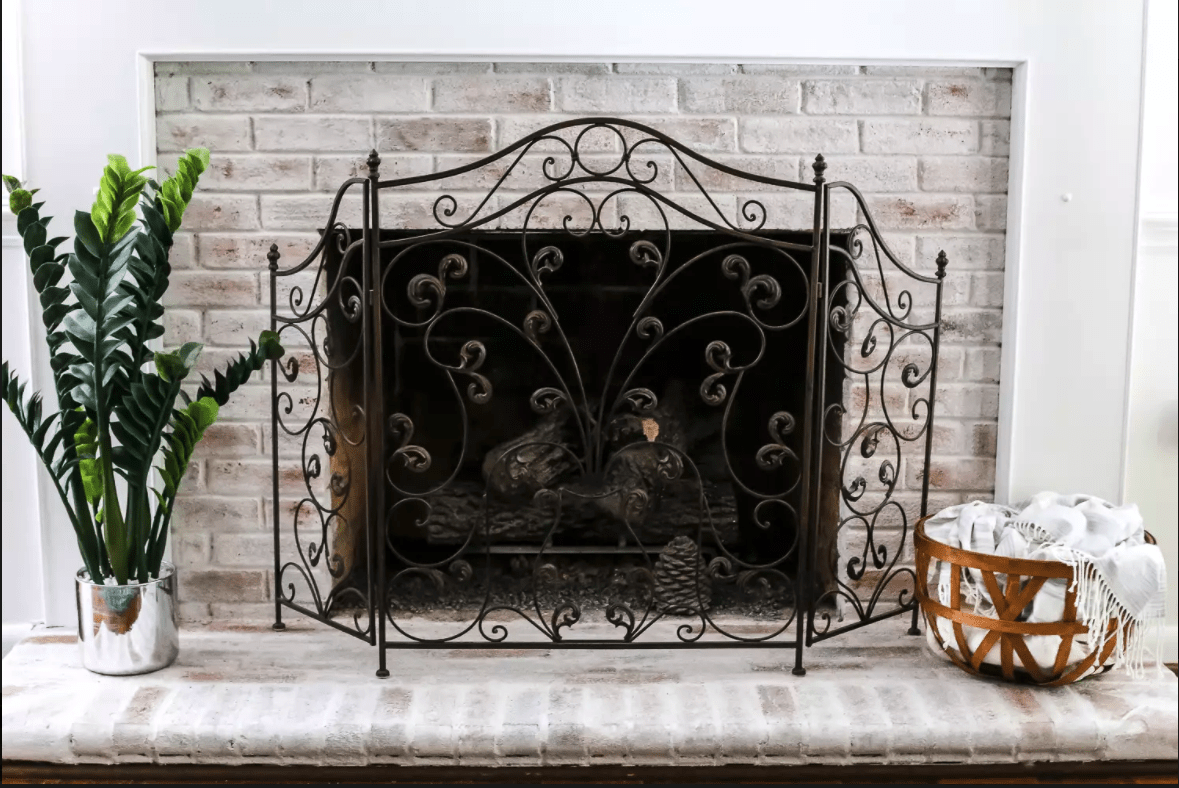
325 229 848 615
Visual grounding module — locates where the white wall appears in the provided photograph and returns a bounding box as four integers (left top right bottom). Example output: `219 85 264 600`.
2 0 1155 628
1126 0 1179 654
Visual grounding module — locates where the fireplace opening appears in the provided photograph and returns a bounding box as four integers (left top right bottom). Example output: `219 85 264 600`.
321 228 849 620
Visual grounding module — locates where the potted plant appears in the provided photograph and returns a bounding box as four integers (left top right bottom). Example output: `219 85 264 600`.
2 150 282 675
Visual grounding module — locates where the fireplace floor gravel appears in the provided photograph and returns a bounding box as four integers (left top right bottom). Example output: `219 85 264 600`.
2 622 1175 768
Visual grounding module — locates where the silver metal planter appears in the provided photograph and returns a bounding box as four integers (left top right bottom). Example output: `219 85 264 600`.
75 561 179 675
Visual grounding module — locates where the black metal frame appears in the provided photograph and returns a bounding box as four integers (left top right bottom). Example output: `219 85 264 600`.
267 118 948 676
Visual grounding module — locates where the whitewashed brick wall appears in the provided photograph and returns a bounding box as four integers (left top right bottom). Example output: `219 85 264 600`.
154 61 1011 621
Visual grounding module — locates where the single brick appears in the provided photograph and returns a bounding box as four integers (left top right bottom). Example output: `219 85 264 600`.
374 61 492 74
155 76 189 111
919 156 1008 193
732 191 857 230
155 61 253 76
309 75 428 112
972 422 999 456
169 232 197 269
203 310 271 345
192 76 307 112
936 382 1001 418
495 62 610 74
180 569 270 603
496 115 618 152
970 271 1006 307
964 346 1003 382
192 423 261 458
212 532 298 567
680 76 799 114
615 62 736 75
183 194 261 231
740 117 858 154
917 235 1006 270
162 309 201 346
163 271 258 307
941 309 1004 344
909 457 996 491
742 64 860 75
254 116 371 151
927 80 1012 117
622 116 737 152
207 459 304 496
980 120 1011 155
172 531 211 570
816 156 917 191
314 154 432 190
433 76 552 113
860 195 974 230
375 117 492 152
974 195 1007 230
172 496 263 532
557 76 677 113
164 154 312 191
260 194 364 231
803 79 922 115
674 155 802 192
156 115 252 152
862 119 978 154
198 233 321 270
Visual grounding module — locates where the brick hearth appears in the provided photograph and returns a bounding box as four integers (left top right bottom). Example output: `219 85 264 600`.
152 61 1012 621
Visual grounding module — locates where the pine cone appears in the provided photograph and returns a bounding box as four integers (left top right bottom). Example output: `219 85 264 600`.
654 536 711 614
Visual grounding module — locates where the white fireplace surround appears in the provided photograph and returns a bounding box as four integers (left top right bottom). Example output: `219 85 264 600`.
2 1 1173 659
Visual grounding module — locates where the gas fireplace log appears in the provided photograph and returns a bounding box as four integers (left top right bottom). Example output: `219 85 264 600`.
415 480 739 545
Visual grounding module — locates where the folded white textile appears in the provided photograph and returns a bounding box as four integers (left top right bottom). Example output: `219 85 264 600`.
923 493 1166 678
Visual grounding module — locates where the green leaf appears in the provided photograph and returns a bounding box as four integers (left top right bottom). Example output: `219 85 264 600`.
195 332 284 406
91 155 153 244
2 174 20 193
9 188 32 214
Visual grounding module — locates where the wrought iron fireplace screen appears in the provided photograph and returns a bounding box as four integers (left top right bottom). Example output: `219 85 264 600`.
267 118 948 676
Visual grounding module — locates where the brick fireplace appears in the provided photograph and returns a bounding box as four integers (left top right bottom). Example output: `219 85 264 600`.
153 61 1011 624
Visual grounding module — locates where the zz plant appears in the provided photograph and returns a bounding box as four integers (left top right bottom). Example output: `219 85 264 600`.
2 150 282 586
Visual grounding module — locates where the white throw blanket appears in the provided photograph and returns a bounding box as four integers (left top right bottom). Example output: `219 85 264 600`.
923 493 1167 677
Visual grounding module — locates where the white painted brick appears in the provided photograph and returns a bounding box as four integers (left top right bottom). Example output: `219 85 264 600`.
674 155 802 192
969 271 1005 307
184 194 261 230
261 194 364 231
156 115 252 152
496 115 618 152
434 76 553 113
172 496 263 532
908 456 996 491
818 157 917 191
253 60 372 74
936 382 1001 418
860 195 974 230
192 422 261 458
180 568 270 603
919 156 1008 193
169 232 197 269
861 119 978 154
163 271 258 307
927 80 1012 117
863 66 985 78
622 116 737 152
974 195 1007 230
972 422 999 456
203 309 271 345
803 79 922 115
498 190 614 232
964 346 1002 382
192 76 307 112
309 75 428 112
735 191 857 230
375 117 492 152
741 117 858 154
314 154 433 190
373 61 491 74
212 532 298 567
941 309 1003 344
980 120 1011 155
433 152 673 193
173 531 211 570
494 61 609 74
616 62 736 75
680 76 799 114
155 76 189 111
162 309 201 346
198 233 320 270
161 153 312 191
207 458 303 496
742 64 860 75
255 116 371 151
557 76 677 113
157 61 253 76
917 235 1005 270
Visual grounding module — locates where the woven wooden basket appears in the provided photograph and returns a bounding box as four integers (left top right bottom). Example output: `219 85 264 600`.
914 516 1151 686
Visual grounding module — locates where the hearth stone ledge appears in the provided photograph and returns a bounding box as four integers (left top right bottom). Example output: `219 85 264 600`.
2 624 1174 767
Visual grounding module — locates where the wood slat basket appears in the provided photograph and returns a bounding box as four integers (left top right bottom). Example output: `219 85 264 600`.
914 516 1152 686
